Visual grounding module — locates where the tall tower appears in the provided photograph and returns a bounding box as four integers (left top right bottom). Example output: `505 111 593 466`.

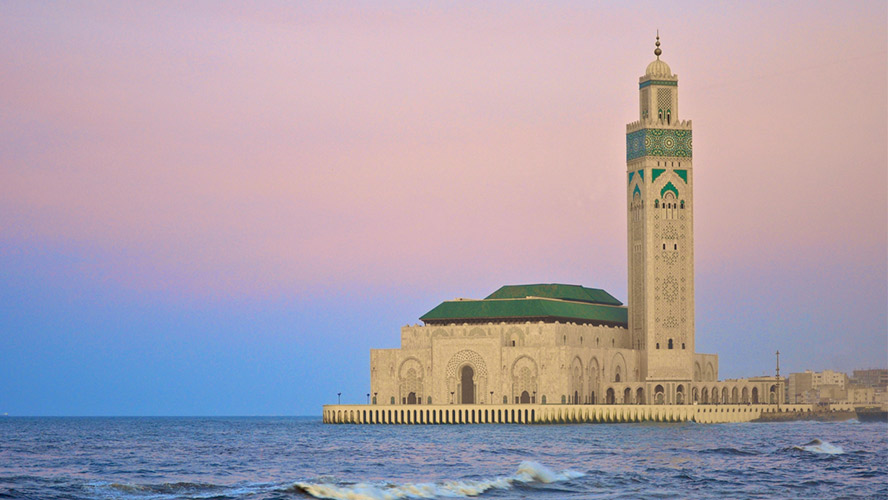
626 35 694 403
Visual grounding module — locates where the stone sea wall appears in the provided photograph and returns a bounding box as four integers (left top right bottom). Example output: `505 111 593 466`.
322 403 813 425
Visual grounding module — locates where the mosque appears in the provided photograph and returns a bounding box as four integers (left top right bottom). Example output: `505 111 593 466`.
324 37 787 424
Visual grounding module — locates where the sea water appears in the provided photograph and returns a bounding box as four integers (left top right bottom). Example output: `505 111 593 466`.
0 417 885 499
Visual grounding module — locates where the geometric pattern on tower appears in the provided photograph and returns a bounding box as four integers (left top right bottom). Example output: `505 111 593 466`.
626 128 692 161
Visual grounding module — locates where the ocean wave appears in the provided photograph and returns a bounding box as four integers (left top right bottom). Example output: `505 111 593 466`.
789 438 845 455
97 480 265 499
289 461 584 500
699 447 759 456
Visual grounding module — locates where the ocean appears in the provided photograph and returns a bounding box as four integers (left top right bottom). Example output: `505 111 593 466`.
0 417 885 499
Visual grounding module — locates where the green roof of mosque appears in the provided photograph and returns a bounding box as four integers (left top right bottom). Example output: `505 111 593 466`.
484 284 623 306
420 284 627 327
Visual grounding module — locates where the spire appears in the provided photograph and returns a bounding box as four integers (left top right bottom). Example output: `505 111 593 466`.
654 31 661 59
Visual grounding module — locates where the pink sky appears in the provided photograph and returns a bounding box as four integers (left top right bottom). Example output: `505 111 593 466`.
0 2 885 404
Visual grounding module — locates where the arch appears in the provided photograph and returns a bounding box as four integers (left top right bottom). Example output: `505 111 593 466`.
654 384 665 405
741 387 749 404
731 387 738 404
722 387 729 404
520 390 530 404
701 387 709 404
676 385 685 405
610 352 627 383
606 388 615 405
505 326 525 347
661 182 679 198
445 350 488 378
588 356 601 403
692 387 699 403
446 350 488 405
407 392 417 405
511 356 538 404
623 387 632 404
569 357 584 404
636 387 644 405
460 365 475 404
694 362 702 381
398 358 424 405
705 362 715 381
769 385 778 404
751 387 759 404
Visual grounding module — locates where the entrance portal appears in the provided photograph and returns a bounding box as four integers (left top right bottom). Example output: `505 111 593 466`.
460 365 475 404
520 390 530 404
407 392 416 405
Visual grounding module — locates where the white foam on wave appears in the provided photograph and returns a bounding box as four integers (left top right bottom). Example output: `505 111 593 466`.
293 461 584 500
795 438 844 455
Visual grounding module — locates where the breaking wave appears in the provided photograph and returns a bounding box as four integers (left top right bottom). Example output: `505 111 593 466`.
789 438 845 455
289 461 584 499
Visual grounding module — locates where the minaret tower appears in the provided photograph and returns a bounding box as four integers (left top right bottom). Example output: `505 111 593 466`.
626 35 695 403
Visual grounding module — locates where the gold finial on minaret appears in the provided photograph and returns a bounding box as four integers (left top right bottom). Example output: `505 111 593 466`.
654 31 661 59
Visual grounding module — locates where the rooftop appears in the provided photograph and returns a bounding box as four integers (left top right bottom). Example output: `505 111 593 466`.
420 283 628 327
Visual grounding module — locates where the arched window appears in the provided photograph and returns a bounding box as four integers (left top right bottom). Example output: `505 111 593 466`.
682 343 685 349
680 200 685 209
542 395 547 404
502 395 507 404
667 109 671 124
655 199 660 208
511 340 515 346
390 396 395 404
656 342 660 349
668 339 673 349
561 395 566 404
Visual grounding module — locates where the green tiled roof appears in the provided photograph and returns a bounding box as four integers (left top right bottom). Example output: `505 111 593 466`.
485 284 623 306
420 284 627 327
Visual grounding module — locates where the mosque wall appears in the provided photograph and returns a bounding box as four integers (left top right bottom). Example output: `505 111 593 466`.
370 322 647 407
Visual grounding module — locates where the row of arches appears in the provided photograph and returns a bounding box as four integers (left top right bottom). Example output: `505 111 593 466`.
693 385 779 405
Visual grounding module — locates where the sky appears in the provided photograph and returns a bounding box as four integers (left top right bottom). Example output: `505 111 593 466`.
1 1 885 416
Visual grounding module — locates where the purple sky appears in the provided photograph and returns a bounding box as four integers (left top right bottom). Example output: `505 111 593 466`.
1 2 885 415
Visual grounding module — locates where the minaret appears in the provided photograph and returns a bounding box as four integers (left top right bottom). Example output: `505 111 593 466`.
626 35 695 403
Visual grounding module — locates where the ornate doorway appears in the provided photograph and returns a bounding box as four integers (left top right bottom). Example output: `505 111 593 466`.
460 365 475 404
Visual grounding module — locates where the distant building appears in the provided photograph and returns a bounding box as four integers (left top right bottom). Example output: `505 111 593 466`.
787 369 888 404
851 369 888 389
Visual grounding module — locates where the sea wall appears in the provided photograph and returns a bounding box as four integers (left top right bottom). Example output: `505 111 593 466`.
322 403 813 425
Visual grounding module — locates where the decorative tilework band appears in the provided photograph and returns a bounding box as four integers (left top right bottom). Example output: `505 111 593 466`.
639 80 678 89
626 128 692 161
